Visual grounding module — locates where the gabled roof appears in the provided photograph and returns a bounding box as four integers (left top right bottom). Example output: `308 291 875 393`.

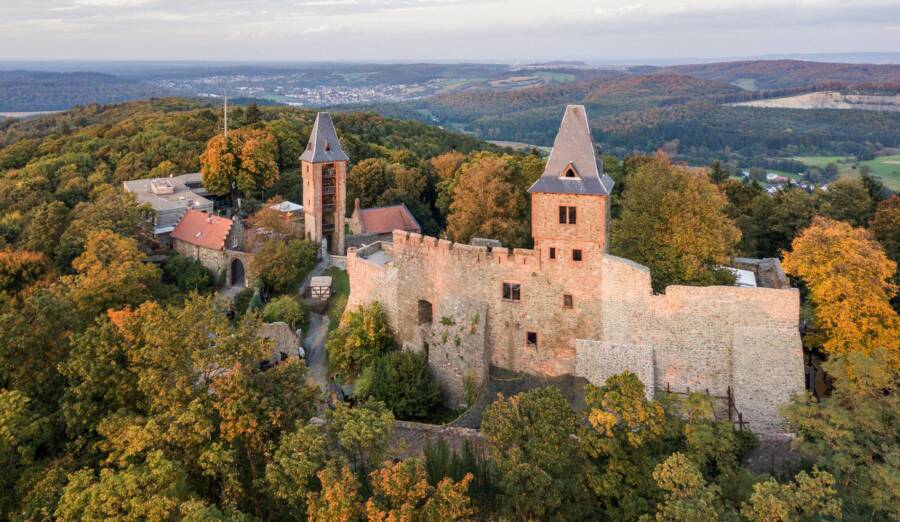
171 209 233 250
527 105 614 196
357 204 420 235
300 112 349 163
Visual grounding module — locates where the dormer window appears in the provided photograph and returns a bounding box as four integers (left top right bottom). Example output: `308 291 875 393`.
324 142 332 152
562 162 579 179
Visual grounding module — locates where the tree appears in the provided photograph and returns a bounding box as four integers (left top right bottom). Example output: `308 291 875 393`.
0 390 50 516
782 217 899 363
200 127 279 208
870 195 900 264
0 249 48 293
62 230 161 323
262 295 309 331
748 167 766 182
645 453 726 522
162 254 214 293
708 161 729 184
19 200 69 259
446 153 530 247
253 238 317 294
782 349 898 519
823 162 839 181
365 459 474 522
325 401 394 476
816 177 874 227
347 158 393 213
306 460 365 522
354 351 442 420
611 153 740 292
740 467 842 522
265 424 328 513
480 386 591 520
57 190 146 267
327 302 397 379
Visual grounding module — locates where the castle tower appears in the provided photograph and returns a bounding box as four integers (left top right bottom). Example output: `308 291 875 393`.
527 105 613 262
301 112 348 255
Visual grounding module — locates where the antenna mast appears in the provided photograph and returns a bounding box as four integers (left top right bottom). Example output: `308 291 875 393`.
223 93 228 138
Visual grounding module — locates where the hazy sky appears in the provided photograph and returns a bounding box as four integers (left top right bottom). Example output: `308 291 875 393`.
2 0 899 62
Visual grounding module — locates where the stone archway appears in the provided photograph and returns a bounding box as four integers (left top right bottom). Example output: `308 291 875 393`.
230 258 246 288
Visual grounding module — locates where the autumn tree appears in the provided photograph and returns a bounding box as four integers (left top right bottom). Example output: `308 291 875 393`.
446 153 531 247
611 153 740 292
0 390 50 516
200 127 280 208
782 217 899 363
365 459 474 522
0 249 48 293
740 467 842 522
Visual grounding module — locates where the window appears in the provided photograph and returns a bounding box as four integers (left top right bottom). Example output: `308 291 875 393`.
568 206 577 224
559 206 567 224
417 300 433 324
564 167 577 178
526 332 538 347
573 249 583 261
502 282 521 302
549 247 556 260
559 206 577 224
563 294 573 308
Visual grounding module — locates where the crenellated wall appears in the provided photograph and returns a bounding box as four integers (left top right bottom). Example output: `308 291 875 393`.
347 230 804 434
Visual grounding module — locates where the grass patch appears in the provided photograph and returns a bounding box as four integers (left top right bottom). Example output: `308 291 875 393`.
325 266 349 331
859 155 900 191
732 78 759 91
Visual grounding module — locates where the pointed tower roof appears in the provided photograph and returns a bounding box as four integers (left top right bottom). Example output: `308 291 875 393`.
300 112 349 163
527 105 613 196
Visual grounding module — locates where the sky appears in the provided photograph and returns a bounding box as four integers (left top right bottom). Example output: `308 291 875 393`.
1 0 899 62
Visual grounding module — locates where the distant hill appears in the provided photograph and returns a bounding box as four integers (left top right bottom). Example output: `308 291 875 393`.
0 70 170 111
644 60 900 90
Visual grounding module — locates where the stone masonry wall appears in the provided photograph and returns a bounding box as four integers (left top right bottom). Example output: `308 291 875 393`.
347 232 804 434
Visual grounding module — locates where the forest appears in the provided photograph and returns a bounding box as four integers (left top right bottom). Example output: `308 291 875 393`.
0 99 898 520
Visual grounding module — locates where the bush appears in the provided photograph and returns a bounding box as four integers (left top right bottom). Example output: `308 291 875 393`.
162 254 213 292
262 295 309 331
254 238 317 294
326 302 396 380
234 287 255 315
354 351 442 420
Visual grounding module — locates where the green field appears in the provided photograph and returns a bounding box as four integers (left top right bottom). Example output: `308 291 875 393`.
792 155 900 191
731 78 759 91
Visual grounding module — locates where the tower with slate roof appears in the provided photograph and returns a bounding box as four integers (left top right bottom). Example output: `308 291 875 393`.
527 105 614 261
301 112 348 254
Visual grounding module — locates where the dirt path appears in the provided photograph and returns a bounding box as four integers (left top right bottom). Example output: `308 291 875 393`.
304 312 330 389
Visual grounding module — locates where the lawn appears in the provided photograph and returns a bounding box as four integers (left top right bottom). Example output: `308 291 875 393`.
324 266 349 331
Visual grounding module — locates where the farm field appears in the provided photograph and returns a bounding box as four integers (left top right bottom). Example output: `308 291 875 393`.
793 155 900 190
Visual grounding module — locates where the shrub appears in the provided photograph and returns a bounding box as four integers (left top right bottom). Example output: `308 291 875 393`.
262 295 309 331
354 351 442 420
326 302 396 379
254 238 317 294
234 287 255 315
162 254 213 292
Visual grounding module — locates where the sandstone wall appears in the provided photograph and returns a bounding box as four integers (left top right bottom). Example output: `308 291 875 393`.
347 232 804 434
173 240 227 275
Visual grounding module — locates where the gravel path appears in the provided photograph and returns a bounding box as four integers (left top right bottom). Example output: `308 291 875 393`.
304 312 330 389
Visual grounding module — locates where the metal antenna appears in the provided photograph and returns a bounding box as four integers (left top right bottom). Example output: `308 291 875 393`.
223 93 228 138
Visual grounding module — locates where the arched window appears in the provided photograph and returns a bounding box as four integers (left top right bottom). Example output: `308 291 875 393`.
562 162 578 178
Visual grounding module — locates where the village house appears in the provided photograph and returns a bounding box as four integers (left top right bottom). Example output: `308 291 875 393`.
171 209 253 288
123 173 214 239
341 105 804 436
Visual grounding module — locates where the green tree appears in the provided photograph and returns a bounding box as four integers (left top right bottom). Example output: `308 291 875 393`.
0 390 50 516
611 153 740 292
326 302 397 379
870 194 900 264
200 127 280 209
162 254 214 293
816 177 874 227
782 349 899 519
253 238 317 294
354 351 442 420
740 467 842 522
708 161 729 184
481 386 591 520
262 295 309 330
645 453 726 522
265 424 328 514
325 401 394 476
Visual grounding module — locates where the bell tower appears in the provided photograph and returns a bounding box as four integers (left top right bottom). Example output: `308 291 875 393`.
301 112 348 255
527 105 613 261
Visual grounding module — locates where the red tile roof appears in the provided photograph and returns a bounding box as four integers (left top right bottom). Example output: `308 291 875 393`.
358 204 420 235
171 209 233 250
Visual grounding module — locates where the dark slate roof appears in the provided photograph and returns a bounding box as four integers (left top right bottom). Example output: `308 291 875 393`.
527 105 613 196
300 112 349 163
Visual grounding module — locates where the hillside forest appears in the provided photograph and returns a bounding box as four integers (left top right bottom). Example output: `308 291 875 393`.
0 99 898 520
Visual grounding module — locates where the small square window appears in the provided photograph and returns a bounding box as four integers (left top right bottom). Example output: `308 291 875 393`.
549 247 556 260
502 282 521 301
573 249 583 261
563 294 573 308
526 331 538 347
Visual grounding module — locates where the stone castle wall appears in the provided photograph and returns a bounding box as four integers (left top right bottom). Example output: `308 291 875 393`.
347 231 804 434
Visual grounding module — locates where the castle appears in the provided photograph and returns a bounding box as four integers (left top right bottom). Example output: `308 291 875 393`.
314 105 803 435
